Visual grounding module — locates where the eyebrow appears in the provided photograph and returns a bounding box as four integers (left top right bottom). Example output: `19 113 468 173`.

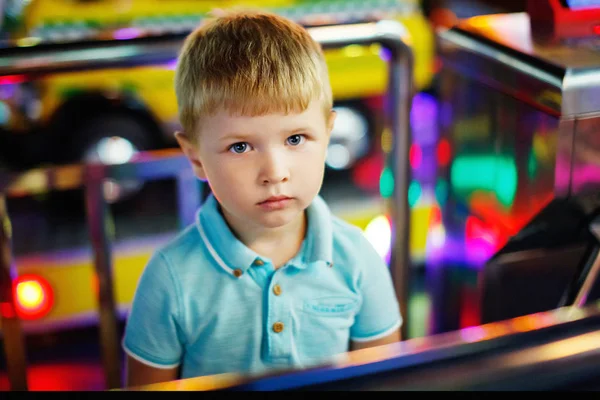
219 127 313 142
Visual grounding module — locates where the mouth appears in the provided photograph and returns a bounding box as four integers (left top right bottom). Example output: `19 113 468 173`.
258 195 292 205
257 195 294 211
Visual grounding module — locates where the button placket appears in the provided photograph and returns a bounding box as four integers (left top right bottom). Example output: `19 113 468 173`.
266 269 291 361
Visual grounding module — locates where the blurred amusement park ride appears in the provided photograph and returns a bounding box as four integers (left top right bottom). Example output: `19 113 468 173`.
0 0 529 338
0 0 443 335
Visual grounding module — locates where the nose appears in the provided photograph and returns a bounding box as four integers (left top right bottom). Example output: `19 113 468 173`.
259 150 289 185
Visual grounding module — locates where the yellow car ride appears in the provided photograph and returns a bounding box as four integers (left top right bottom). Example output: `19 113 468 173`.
0 0 436 334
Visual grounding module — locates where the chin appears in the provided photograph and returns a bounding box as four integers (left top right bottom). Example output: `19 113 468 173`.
256 210 303 229
258 216 296 229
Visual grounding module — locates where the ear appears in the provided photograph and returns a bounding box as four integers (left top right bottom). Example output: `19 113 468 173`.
174 131 208 181
326 109 337 135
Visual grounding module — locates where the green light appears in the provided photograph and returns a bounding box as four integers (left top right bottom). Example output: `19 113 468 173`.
379 167 394 198
408 181 421 208
450 155 517 207
528 150 538 179
408 292 431 339
435 179 449 206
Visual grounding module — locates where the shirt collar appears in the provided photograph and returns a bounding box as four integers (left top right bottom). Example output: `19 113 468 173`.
303 194 333 266
196 193 333 277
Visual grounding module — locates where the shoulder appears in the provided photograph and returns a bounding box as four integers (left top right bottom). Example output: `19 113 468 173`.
151 222 206 274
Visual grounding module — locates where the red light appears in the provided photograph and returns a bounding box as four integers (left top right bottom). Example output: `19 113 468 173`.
437 139 451 167
0 74 26 85
409 144 422 169
459 287 481 329
0 302 15 319
430 204 442 226
351 153 384 192
13 275 54 320
594 25 600 35
465 216 484 241
465 216 500 248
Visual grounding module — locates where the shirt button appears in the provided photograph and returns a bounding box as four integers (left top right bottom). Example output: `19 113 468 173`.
273 284 282 296
233 269 243 278
272 322 284 333
253 259 264 266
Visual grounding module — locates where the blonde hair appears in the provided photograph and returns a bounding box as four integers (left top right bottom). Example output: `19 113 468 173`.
174 9 333 139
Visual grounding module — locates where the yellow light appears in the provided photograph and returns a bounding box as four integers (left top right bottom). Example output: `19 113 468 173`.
381 128 393 154
17 37 42 47
17 281 45 310
343 44 366 58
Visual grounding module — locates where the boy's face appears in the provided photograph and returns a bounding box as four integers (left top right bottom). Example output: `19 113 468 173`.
176 99 336 231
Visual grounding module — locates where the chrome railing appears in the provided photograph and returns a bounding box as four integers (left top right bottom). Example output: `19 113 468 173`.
0 149 201 390
0 19 414 390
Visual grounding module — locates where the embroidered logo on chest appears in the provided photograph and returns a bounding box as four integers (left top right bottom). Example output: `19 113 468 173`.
302 296 358 315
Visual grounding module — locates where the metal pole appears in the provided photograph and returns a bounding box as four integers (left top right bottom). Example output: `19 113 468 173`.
0 195 28 391
84 165 122 389
386 33 414 341
572 218 600 308
312 20 414 341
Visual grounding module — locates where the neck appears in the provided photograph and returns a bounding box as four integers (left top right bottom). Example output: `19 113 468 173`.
220 206 307 268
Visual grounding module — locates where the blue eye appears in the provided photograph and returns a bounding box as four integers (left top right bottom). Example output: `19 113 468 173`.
287 134 304 146
229 142 249 154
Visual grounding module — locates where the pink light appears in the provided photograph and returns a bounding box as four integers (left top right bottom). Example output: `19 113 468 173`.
459 326 487 343
409 144 422 169
113 27 142 40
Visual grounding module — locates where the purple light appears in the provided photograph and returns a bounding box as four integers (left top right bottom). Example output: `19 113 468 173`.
465 238 496 267
411 157 437 181
425 233 490 270
439 101 453 130
411 92 440 145
379 47 392 62
0 84 17 100
165 59 178 70
113 27 142 40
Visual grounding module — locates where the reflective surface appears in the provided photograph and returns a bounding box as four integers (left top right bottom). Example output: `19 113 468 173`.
120 300 600 391
571 115 600 196
418 9 600 333
432 69 559 269
438 12 600 202
439 12 600 117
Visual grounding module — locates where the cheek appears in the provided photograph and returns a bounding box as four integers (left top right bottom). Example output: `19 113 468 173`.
292 146 327 179
205 157 254 191
296 141 328 159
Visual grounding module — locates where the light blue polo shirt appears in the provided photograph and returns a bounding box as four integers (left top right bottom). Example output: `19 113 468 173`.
122 193 402 379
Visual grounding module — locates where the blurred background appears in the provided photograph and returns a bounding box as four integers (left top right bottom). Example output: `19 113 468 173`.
4 0 600 392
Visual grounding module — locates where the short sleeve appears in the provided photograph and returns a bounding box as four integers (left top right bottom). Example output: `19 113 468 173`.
350 235 402 342
122 251 184 368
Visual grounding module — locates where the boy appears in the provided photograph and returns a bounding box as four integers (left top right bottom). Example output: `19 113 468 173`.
122 9 402 387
